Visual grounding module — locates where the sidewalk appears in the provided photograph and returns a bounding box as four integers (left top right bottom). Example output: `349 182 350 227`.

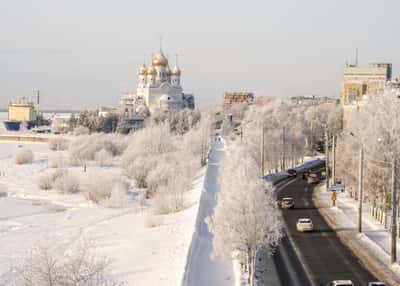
182 139 234 286
314 184 400 285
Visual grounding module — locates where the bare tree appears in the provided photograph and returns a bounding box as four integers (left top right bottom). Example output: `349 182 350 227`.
7 240 123 286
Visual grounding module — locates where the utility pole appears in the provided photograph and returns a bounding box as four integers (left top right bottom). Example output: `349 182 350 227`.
332 135 336 186
325 129 330 189
391 158 397 264
358 148 364 233
261 127 265 177
291 143 294 167
282 126 286 170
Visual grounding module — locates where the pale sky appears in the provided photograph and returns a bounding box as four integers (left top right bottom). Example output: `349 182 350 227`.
1 0 399 110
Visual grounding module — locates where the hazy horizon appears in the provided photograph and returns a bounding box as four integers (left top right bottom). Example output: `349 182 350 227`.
1 0 400 110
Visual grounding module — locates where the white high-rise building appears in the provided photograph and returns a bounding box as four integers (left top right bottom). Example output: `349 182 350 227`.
120 48 194 117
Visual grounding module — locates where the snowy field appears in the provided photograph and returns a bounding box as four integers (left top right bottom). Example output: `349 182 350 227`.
0 139 206 285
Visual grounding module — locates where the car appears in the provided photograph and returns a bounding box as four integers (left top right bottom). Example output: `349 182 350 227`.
279 197 295 209
326 280 353 286
367 282 387 286
296 218 313 232
301 170 310 179
287 169 297 177
307 173 320 184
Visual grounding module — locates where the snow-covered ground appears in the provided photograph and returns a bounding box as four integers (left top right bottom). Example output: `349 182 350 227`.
183 138 235 286
315 184 400 283
0 139 206 285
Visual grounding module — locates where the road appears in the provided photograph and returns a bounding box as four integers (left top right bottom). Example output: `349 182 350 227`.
262 174 378 286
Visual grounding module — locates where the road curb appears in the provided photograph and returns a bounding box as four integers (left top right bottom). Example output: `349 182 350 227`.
314 186 400 286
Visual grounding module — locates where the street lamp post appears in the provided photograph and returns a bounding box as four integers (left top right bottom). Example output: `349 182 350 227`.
325 129 330 189
358 148 364 233
261 127 265 177
332 135 336 186
391 158 397 264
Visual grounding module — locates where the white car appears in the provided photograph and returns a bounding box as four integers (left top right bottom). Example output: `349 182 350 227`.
296 218 313 232
326 280 353 286
368 282 387 286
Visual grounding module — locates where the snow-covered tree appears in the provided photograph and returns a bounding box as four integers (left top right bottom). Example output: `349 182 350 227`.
208 143 283 285
84 174 128 207
53 171 80 194
68 134 127 165
337 91 400 210
14 148 34 165
48 137 69 151
238 98 343 174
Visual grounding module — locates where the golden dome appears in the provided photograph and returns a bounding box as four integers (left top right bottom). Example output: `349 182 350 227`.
139 64 147 75
146 66 156 75
171 65 181 76
152 50 168 67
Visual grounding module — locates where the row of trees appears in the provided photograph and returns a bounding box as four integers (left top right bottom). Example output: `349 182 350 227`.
337 91 400 212
238 97 343 175
64 108 201 135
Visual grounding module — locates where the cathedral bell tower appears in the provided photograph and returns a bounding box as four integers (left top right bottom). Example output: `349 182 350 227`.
171 54 181 86
146 65 156 85
138 63 147 88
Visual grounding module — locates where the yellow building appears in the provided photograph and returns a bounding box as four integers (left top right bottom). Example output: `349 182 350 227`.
8 97 37 121
341 63 392 122
341 63 391 105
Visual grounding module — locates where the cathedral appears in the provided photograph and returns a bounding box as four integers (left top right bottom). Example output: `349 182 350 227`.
120 48 194 117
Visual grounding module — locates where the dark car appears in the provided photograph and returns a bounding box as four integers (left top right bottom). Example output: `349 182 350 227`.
301 170 310 180
279 197 295 209
287 169 297 177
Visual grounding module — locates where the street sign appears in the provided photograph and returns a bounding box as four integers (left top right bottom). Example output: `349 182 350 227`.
332 191 337 207
328 183 345 192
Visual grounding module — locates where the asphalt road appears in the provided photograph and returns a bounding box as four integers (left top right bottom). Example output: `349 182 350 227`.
264 174 379 286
